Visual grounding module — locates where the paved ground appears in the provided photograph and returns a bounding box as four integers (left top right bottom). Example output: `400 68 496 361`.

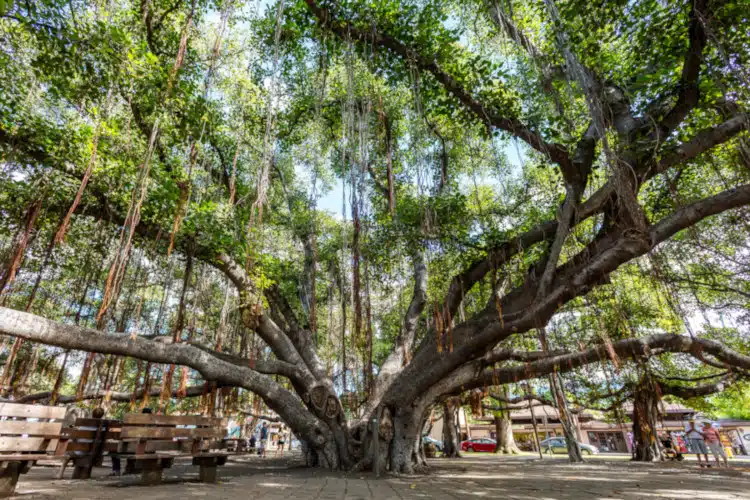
10 451 750 499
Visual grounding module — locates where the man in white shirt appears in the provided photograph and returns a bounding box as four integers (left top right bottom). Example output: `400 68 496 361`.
686 420 709 467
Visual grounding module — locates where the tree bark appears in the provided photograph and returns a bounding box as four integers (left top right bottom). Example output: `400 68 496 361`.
389 407 423 474
494 416 520 455
492 386 520 454
631 376 663 462
440 398 461 458
550 372 583 463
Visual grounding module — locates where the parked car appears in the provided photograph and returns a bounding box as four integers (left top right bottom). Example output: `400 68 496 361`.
540 438 599 455
460 438 497 452
423 435 443 451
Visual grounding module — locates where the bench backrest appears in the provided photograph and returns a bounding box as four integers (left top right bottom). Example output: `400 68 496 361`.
61 418 122 455
0 403 66 457
120 414 226 454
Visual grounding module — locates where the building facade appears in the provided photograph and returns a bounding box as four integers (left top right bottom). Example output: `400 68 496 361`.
452 403 750 455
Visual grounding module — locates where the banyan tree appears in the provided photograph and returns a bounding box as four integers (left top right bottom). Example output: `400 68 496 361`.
1 0 749 472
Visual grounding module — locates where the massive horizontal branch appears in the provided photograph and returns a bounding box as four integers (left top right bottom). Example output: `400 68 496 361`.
481 373 738 416
15 383 215 404
189 342 307 382
488 392 555 406
0 307 331 445
457 334 750 393
650 183 750 244
237 411 282 422
442 220 557 320
389 182 750 409
483 348 565 364
660 376 738 400
483 392 585 413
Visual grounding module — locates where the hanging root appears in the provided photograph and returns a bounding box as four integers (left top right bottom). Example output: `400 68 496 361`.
76 352 96 400
54 99 108 246
159 364 176 413
229 139 241 205
0 198 43 296
167 181 191 257
177 366 189 397
140 363 153 410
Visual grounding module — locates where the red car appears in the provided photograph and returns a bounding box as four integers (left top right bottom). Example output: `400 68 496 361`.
460 438 496 452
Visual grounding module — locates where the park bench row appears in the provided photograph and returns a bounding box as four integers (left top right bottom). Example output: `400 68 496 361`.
0 402 234 497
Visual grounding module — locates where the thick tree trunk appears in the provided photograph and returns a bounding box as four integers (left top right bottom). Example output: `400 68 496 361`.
493 386 520 454
550 373 583 463
390 407 423 474
494 413 521 454
632 376 663 462
441 398 461 458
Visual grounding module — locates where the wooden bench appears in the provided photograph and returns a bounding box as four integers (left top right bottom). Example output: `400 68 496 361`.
113 414 228 485
222 437 251 453
57 418 121 479
0 403 67 497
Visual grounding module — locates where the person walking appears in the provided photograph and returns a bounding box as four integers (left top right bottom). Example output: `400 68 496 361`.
277 432 286 457
259 423 268 458
703 422 728 468
686 420 709 467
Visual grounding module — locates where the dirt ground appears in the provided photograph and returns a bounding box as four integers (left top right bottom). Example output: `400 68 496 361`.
8 451 750 499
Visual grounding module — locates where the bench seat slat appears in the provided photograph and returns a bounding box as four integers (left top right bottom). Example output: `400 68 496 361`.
121 427 223 440
0 437 59 453
119 441 184 453
73 418 120 428
0 454 62 462
61 429 120 440
123 414 224 427
0 403 66 420
0 421 62 437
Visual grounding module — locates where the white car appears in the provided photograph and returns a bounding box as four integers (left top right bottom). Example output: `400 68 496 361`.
540 437 599 455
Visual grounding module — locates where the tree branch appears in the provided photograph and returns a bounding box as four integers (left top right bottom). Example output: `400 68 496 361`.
303 0 572 171
0 307 332 444
359 253 427 422
656 113 749 173
658 0 709 132
265 285 328 381
650 183 750 245
388 182 750 409
450 334 750 394
660 375 739 399
442 220 558 320
189 342 308 383
16 383 215 404
0 122 325 389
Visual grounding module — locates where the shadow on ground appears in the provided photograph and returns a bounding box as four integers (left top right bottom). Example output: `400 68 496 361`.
9 451 750 499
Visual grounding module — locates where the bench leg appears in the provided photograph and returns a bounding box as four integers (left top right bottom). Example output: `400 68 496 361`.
198 464 217 483
55 457 69 479
0 463 21 498
125 458 139 475
72 465 91 480
140 464 163 485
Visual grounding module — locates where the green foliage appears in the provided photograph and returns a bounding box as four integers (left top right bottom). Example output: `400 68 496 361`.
0 0 748 417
